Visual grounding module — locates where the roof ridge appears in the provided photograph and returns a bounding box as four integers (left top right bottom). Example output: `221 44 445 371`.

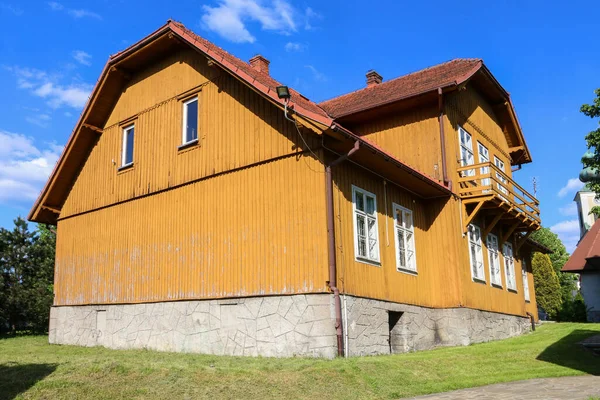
319 58 481 106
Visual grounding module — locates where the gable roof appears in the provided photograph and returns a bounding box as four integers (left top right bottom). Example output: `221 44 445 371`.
562 219 600 272
320 59 482 118
28 20 452 225
319 58 532 165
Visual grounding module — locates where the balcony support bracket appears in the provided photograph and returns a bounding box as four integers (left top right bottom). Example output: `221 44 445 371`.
483 211 505 238
501 220 521 246
516 231 533 253
463 195 494 233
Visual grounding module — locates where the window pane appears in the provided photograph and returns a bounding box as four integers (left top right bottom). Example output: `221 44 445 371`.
355 192 365 211
356 214 366 237
404 211 413 230
185 99 198 143
368 217 378 259
125 127 134 165
366 196 375 215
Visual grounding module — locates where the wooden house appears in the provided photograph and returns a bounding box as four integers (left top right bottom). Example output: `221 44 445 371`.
29 21 544 357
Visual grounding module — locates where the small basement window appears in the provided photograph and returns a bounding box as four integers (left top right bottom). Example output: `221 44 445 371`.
182 96 198 145
121 124 134 167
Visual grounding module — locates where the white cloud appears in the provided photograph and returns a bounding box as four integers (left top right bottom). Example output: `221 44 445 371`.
1 3 24 15
48 2 101 20
550 219 580 253
25 114 52 128
558 202 578 217
305 65 327 82
7 65 92 109
0 129 62 204
68 8 101 19
72 50 92 66
284 42 305 52
201 0 317 43
303 7 321 30
558 178 584 197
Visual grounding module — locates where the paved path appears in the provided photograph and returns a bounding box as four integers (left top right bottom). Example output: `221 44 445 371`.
407 376 600 399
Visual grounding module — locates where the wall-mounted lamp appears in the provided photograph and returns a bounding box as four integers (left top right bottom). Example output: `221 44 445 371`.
276 86 291 100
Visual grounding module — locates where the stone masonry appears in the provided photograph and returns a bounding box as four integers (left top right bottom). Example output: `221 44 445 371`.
49 294 337 358
49 294 531 358
343 296 531 356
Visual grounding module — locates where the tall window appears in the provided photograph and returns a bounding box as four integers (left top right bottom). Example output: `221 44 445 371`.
352 186 380 264
494 156 509 201
468 224 485 281
393 204 416 272
459 126 474 177
522 259 530 302
182 96 198 145
487 233 501 286
503 242 517 291
121 124 134 167
477 142 490 189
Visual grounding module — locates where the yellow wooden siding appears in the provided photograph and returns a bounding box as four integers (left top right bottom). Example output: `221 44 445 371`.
333 162 463 308
445 87 513 182
333 161 536 317
351 106 443 180
61 49 317 218
459 217 534 317
54 153 327 305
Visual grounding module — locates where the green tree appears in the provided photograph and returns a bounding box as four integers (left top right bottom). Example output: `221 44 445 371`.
532 253 562 319
581 89 600 193
529 227 577 302
0 218 55 333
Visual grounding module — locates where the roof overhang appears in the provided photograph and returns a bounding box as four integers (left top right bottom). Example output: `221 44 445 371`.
28 21 453 225
328 63 532 166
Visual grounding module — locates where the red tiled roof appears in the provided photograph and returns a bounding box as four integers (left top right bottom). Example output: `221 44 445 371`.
563 219 600 272
169 21 331 124
319 59 483 118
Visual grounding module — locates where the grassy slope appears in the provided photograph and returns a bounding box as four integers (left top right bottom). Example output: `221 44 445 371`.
0 323 598 400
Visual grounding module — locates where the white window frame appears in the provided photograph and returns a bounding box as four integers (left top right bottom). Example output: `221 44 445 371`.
182 96 199 145
486 233 502 287
393 203 417 273
468 224 485 282
352 185 380 265
477 142 490 189
503 242 517 291
494 156 509 201
121 124 135 167
522 259 530 302
458 126 475 177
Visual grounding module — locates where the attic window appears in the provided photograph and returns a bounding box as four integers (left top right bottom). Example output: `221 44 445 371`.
121 124 134 167
182 96 198 145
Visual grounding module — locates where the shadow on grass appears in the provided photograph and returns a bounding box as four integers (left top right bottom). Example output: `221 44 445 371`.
0 363 56 400
537 329 600 376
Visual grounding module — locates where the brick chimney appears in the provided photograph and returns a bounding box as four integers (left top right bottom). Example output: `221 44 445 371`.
249 55 270 75
366 70 383 87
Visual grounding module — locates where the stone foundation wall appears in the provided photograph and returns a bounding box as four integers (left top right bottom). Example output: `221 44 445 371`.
49 294 531 358
49 294 337 358
343 296 531 356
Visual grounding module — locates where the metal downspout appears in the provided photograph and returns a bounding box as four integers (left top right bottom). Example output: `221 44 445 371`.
438 87 451 190
325 140 360 357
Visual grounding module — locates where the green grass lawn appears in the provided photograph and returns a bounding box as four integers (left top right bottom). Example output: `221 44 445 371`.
0 323 598 400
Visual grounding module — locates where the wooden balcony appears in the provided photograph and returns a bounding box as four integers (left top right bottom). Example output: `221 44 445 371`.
457 162 541 245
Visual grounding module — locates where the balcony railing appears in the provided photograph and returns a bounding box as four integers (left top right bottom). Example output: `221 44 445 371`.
457 162 541 228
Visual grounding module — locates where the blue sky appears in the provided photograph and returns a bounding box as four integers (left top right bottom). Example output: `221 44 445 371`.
0 0 598 251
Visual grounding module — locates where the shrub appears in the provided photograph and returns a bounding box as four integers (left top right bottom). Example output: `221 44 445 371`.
532 253 562 319
558 292 588 322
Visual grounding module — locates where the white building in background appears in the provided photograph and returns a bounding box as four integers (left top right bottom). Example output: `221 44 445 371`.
564 187 600 322
574 187 600 239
